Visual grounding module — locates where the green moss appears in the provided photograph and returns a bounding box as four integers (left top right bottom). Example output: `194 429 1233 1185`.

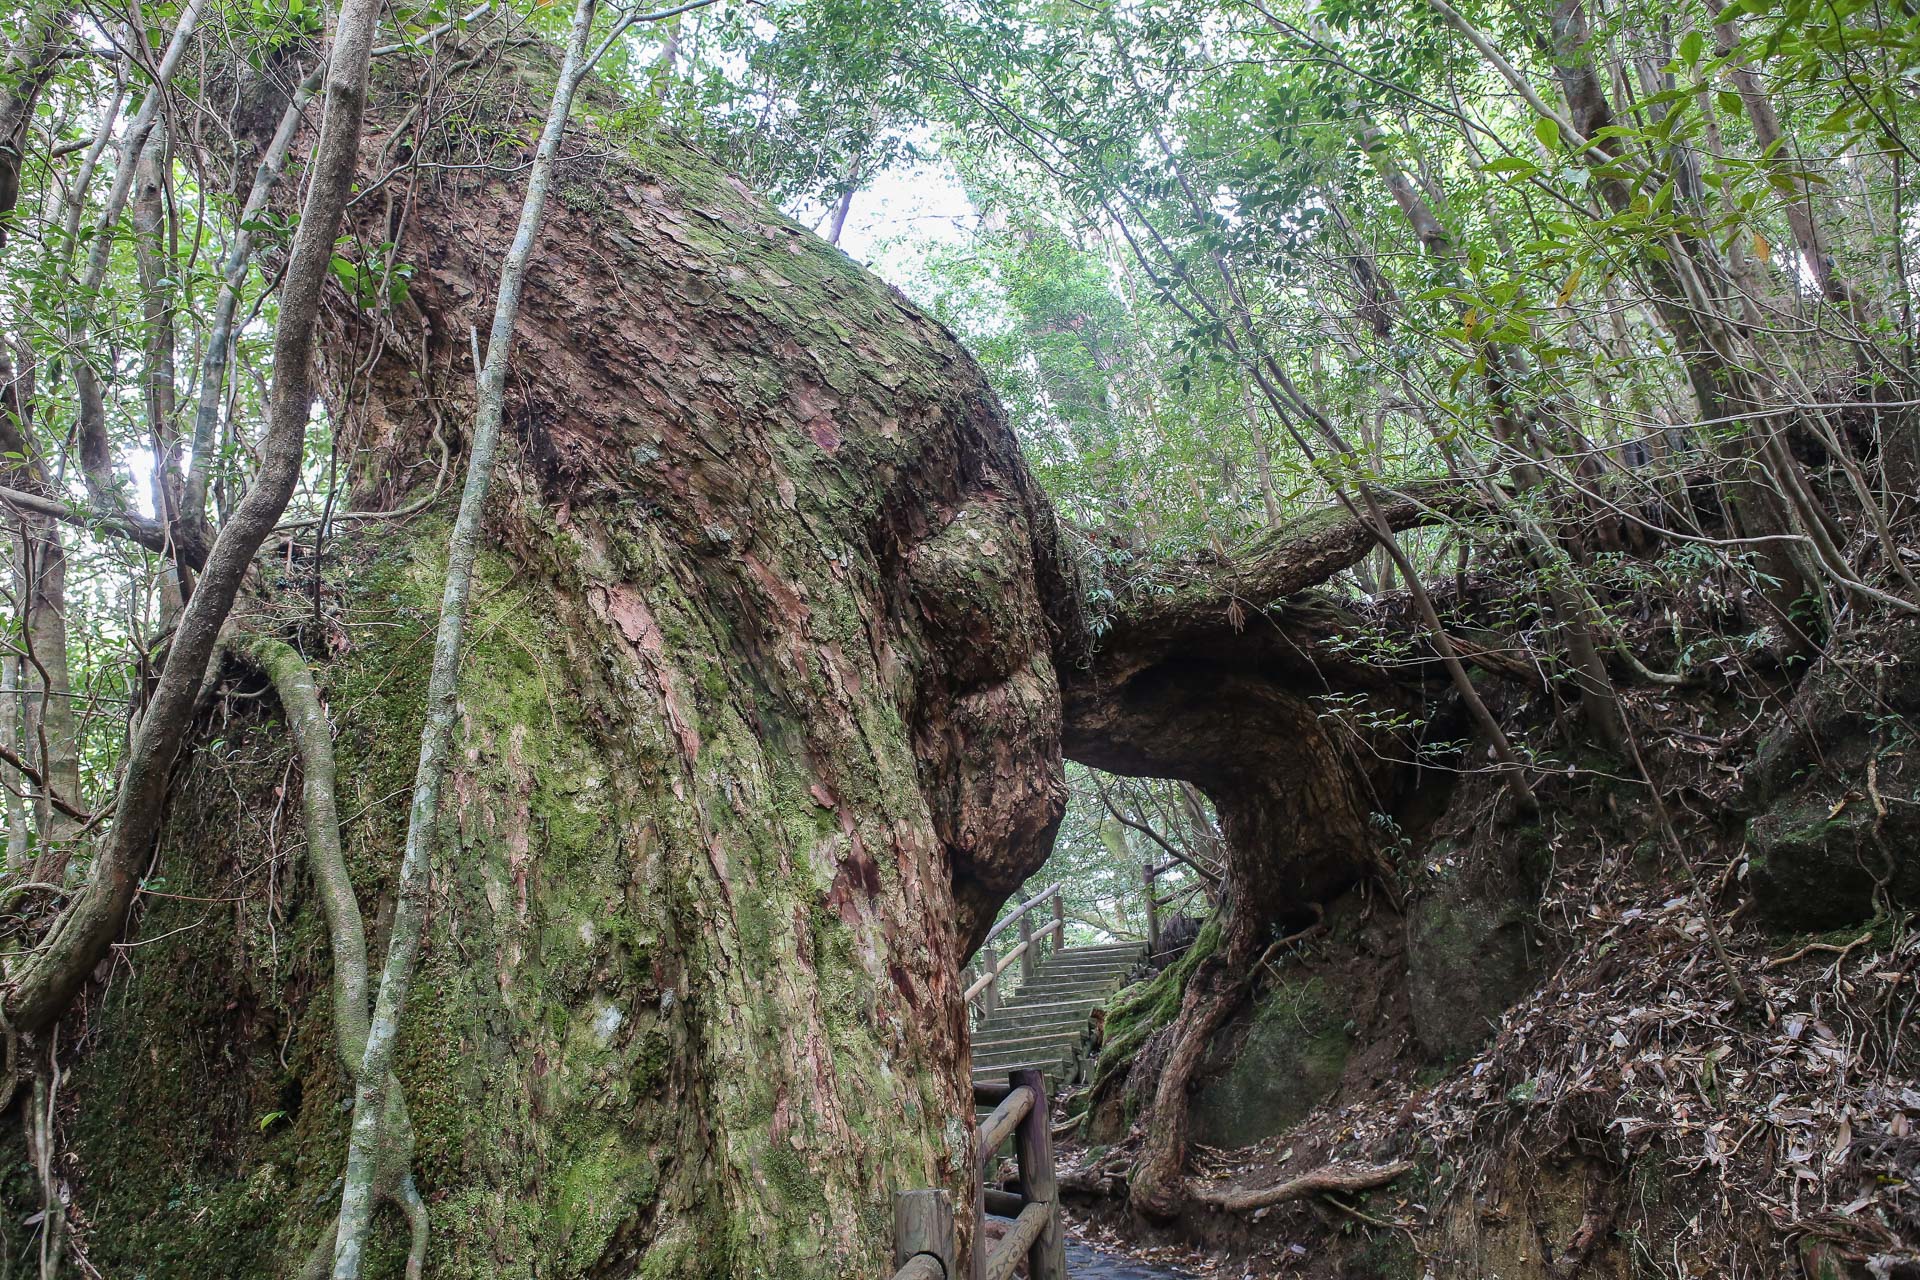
551 1138 659 1273
54 717 312 1275
1353 1223 1421 1277
47 63 999 1270
1090 920 1220 1092
1190 976 1349 1148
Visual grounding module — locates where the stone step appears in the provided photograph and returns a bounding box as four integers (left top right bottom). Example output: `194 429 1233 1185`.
979 999 1103 1027
1029 962 1136 980
975 1028 1082 1059
1029 959 1128 982
1001 991 1106 1007
971 1055 1080 1083
1038 950 1139 964
1024 965 1135 983
974 1028 1090 1058
971 1062 1065 1086
967 946 1141 1095
1006 982 1121 997
1001 983 1126 1004
975 1013 1098 1043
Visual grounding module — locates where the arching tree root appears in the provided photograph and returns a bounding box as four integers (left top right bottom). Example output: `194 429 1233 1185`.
1187 1160 1413 1213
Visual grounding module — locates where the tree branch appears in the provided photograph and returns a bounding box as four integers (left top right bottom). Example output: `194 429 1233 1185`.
0 741 90 823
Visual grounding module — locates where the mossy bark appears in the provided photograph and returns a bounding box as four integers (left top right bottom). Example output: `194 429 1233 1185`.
40 45 1073 1278
26 34 1492 1275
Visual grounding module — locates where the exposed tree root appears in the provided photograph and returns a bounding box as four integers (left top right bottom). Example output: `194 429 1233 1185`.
1126 918 1326 1219
1126 954 1256 1219
1187 1160 1413 1212
1765 929 1875 969
243 638 428 1280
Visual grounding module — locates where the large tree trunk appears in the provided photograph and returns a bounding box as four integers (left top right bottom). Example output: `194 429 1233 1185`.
45 50 1073 1278
30 38 1490 1273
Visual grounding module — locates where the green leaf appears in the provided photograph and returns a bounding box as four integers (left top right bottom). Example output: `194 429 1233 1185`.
1533 116 1561 151
1483 156 1541 178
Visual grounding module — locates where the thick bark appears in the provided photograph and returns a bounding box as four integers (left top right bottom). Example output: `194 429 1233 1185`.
46 40 1076 1276
331 5 617 1270
34 32 1491 1278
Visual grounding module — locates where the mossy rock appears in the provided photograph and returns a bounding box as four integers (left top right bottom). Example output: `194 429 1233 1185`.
1748 790 1917 929
1742 616 1920 927
1406 886 1538 1062
1188 978 1349 1149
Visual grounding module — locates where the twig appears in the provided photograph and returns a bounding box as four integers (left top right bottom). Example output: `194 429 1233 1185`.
0 742 91 822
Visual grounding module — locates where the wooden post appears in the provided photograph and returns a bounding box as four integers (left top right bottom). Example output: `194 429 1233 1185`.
980 944 999 1015
1142 863 1160 956
894 1188 955 1279
1050 894 1065 951
1018 913 1036 985
1009 1068 1066 1280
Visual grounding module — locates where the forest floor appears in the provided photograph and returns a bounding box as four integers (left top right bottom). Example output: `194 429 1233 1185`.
1051 634 1920 1278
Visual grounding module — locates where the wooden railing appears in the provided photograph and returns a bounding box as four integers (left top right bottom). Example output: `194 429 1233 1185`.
962 883 1064 1017
1141 857 1179 955
886 1068 1064 1280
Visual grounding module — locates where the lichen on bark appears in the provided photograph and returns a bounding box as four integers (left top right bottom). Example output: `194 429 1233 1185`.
39 36 1076 1276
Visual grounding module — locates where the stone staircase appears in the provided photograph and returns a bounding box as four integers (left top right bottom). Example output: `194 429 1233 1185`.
969 943 1145 1095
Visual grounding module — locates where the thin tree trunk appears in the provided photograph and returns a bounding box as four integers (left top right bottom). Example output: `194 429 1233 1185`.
1349 121 1628 749
69 0 205 521
2 641 27 873
21 522 80 878
3 0 387 1036
181 62 324 539
246 638 429 1280
1241 383 1282 526
1706 0 1864 319
0 3 69 246
132 129 186 618
331 2 618 1271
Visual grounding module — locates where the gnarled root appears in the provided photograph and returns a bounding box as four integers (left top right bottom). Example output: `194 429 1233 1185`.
1127 919 1325 1219
1187 1160 1413 1213
1124 961 1245 1219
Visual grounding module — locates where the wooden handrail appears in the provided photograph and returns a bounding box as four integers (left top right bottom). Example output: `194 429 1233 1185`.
975 1085 1034 1161
893 1256 943 1280
883 1072 1064 1280
984 1203 1050 1280
889 1189 955 1280
979 883 1061 949
962 938 1028 1002
965 884 1066 1015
